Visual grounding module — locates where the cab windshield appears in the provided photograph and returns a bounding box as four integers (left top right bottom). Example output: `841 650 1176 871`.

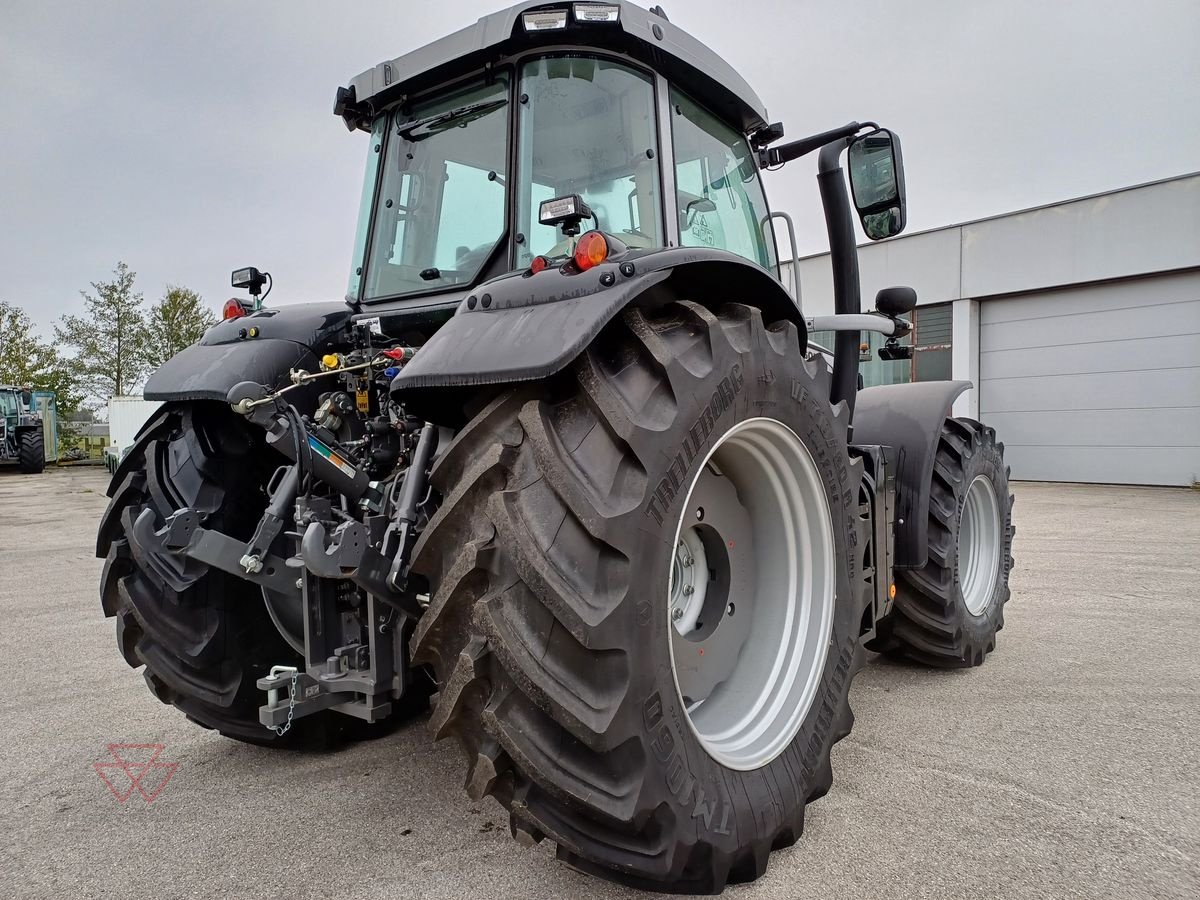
359 75 510 301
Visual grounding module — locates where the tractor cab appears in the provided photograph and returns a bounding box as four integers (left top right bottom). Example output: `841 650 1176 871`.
0 387 18 443
340 2 780 307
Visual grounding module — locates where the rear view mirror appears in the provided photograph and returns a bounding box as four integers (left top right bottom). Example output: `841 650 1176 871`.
847 128 906 240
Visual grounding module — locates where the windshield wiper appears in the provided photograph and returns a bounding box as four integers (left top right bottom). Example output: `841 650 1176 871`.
398 98 508 141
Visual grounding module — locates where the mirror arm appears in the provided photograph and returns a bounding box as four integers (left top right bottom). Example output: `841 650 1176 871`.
758 121 877 168
806 313 908 337
817 136 863 425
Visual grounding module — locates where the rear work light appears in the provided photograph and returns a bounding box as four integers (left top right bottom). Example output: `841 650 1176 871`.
573 3 620 22
222 298 248 320
574 231 609 271
521 9 568 30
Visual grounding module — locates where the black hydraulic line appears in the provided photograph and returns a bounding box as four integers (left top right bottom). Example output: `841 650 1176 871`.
817 137 862 424
266 462 301 520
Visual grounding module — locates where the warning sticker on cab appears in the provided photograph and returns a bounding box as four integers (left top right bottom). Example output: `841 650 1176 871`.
308 435 357 478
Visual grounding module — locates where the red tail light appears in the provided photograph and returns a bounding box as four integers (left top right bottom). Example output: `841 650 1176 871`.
573 231 608 271
529 255 551 274
223 298 247 320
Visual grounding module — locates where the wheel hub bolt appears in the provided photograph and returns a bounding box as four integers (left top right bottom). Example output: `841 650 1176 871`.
682 585 694 596
672 607 683 621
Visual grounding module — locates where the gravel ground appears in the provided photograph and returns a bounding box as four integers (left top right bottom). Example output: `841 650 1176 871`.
0 466 1196 899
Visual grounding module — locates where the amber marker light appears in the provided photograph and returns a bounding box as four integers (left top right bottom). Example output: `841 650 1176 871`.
573 231 609 271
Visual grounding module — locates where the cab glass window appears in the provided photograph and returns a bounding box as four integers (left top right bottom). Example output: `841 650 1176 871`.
362 75 509 300
517 57 661 265
670 88 776 270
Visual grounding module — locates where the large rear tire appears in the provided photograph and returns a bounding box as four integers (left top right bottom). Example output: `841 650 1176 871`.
411 302 868 892
17 430 44 473
869 418 1014 667
96 402 368 746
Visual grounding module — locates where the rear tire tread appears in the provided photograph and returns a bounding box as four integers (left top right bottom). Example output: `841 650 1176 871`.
412 303 867 892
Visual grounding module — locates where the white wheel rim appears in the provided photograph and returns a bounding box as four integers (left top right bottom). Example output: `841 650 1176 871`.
958 475 1002 616
667 417 836 771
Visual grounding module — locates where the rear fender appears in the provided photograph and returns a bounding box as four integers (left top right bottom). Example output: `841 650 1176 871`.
390 247 803 399
143 301 351 402
852 381 970 568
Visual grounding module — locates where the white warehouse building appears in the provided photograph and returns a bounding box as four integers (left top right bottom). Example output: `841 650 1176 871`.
789 172 1200 487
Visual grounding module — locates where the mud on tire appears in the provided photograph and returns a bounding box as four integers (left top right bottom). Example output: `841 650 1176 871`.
411 302 870 892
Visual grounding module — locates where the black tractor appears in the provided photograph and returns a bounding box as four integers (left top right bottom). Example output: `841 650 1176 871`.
97 2 1014 892
0 385 46 473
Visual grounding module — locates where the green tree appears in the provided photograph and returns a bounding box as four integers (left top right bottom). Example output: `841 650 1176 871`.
55 261 150 401
0 299 84 447
145 285 216 370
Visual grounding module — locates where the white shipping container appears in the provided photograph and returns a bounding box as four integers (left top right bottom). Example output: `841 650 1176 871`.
108 396 163 457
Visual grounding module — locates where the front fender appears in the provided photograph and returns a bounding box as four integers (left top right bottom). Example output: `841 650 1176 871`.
852 380 970 569
391 247 802 392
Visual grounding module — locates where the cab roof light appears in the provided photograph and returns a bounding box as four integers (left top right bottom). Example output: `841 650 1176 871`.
573 3 620 22
573 231 609 271
521 9 568 31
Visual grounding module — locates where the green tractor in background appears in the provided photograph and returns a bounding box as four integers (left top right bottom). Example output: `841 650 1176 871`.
0 385 50 473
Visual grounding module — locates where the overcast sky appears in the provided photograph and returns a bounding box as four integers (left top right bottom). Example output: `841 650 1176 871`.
3 0 1197 334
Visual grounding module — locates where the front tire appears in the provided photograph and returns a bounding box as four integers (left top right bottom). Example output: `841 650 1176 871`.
17 430 44 473
870 418 1014 667
411 302 868 892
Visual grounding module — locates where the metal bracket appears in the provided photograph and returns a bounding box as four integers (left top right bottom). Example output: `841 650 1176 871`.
133 507 299 596
257 654 393 726
806 313 909 336
300 520 423 617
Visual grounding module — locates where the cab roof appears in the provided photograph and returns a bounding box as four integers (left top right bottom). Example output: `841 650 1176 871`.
342 1 769 135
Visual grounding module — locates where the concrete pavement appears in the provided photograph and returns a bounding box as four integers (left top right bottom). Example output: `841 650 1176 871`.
0 467 1196 899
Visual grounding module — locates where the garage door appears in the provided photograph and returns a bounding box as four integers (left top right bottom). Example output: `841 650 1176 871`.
979 270 1200 486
